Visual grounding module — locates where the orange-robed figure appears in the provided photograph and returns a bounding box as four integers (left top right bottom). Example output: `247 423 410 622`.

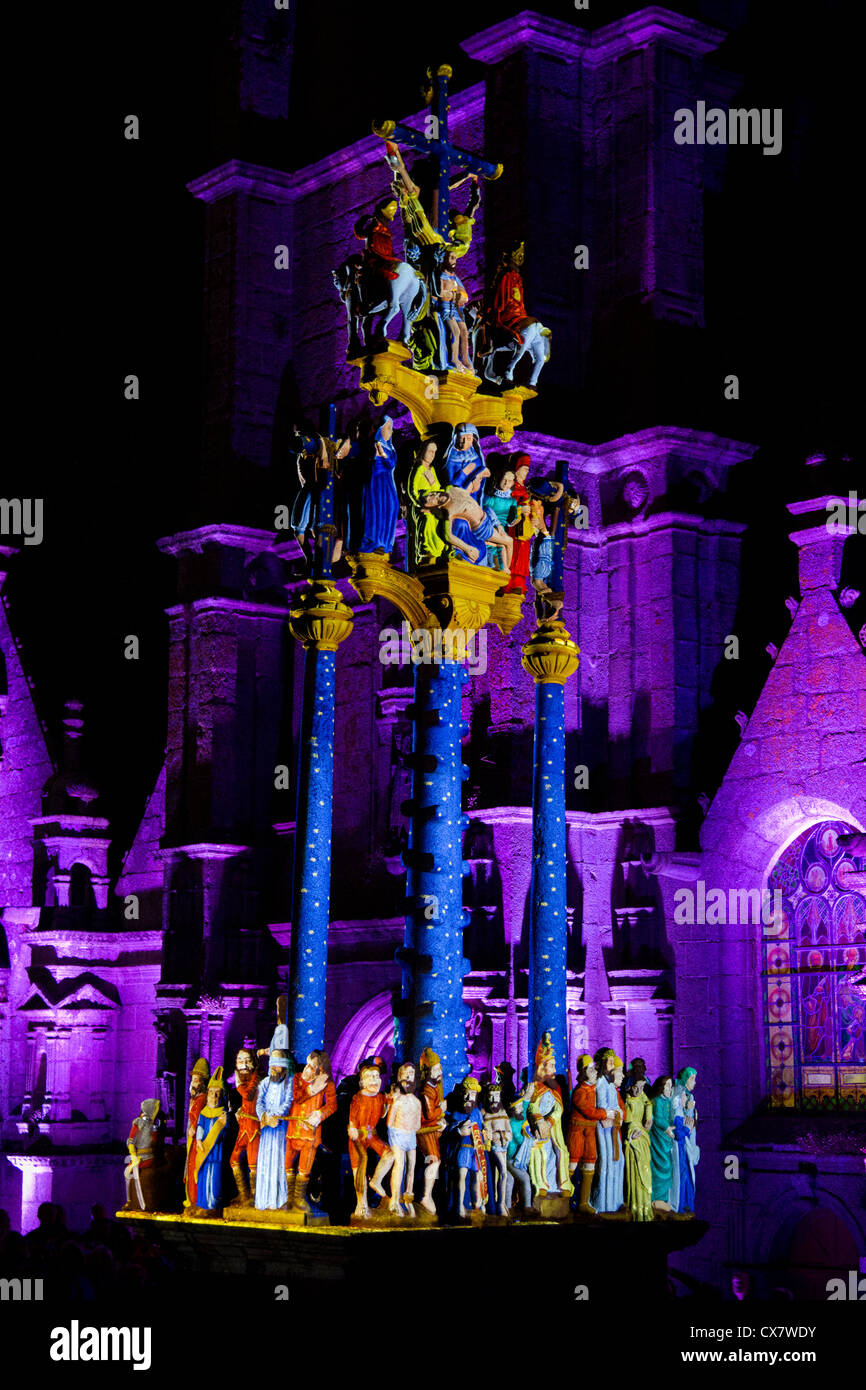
229 1048 261 1205
348 1089 388 1169
285 1049 337 1214
567 1052 613 1215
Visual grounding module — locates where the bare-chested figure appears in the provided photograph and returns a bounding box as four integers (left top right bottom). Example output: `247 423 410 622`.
370 1062 422 1217
421 486 513 568
482 1077 511 1215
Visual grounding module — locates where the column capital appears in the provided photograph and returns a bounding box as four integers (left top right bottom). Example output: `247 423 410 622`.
521 620 580 684
288 580 354 651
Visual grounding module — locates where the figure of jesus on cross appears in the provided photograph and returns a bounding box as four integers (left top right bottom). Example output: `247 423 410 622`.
373 63 502 246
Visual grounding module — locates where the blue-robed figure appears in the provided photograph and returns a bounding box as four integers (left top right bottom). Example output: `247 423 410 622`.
444 422 488 497
255 1035 296 1211
358 415 399 554
670 1067 699 1213
590 1068 625 1213
290 414 358 575
194 1066 229 1211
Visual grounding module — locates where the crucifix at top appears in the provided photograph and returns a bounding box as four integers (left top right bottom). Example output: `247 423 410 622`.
373 63 502 239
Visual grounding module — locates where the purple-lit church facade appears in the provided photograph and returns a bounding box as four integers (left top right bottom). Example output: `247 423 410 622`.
1 7 864 1294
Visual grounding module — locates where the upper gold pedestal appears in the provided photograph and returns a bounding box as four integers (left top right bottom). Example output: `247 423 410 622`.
347 554 525 637
350 342 536 442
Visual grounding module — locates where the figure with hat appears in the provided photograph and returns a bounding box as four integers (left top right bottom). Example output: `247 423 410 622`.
416 1047 447 1214
229 1046 262 1207
285 1050 337 1214
370 1060 422 1217
480 241 551 389
347 1056 391 1219
590 1048 626 1215
567 1053 614 1215
184 1056 210 1209
622 1060 654 1222
446 1075 489 1219
255 1041 295 1211
194 1067 229 1214
122 1099 164 1211
525 1033 573 1202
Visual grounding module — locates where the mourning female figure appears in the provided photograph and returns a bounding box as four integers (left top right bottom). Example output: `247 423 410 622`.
649 1075 675 1212
622 1064 654 1222
408 437 447 565
485 460 518 571
671 1066 699 1213
358 416 399 555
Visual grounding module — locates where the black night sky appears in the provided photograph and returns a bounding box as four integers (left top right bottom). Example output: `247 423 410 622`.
5 1 860 865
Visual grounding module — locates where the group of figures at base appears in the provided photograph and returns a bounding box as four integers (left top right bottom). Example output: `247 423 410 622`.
122 1029 697 1225
291 430 584 619
333 139 550 389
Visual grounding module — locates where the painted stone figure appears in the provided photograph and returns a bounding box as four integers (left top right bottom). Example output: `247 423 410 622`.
590 1048 626 1215
672 1066 699 1213
286 1050 338 1214
485 460 518 572
504 454 533 594
567 1052 612 1214
447 1076 489 1218
229 1047 261 1207
290 431 356 571
504 1092 533 1217
419 486 513 569
408 438 447 566
370 1061 422 1217
525 1033 573 1202
443 422 488 493
481 1075 511 1214
255 1048 295 1211
649 1075 675 1212
123 1099 164 1212
622 1064 654 1222
184 1056 209 1210
358 416 400 556
527 476 582 620
434 247 473 373
481 241 551 388
416 1047 446 1214
347 1056 390 1218
194 1067 228 1213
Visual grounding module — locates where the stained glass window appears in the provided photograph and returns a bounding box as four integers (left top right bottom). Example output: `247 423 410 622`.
764 820 866 1111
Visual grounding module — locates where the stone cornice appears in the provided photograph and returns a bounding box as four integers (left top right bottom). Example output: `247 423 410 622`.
186 160 295 204
285 85 485 199
165 597 289 620
156 524 278 558
461 7 726 67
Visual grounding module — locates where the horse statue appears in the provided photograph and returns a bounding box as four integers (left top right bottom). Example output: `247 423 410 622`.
480 321 551 389
333 255 427 357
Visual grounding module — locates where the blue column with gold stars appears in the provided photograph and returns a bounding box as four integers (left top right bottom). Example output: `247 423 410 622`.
397 657 471 1095
287 580 354 1059
521 621 580 1078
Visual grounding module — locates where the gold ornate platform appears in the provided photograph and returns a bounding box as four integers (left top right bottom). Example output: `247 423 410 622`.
350 342 536 442
347 554 524 637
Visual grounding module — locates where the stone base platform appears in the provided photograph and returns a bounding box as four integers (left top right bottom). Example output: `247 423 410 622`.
221 1204 329 1228
118 1209 708 1310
